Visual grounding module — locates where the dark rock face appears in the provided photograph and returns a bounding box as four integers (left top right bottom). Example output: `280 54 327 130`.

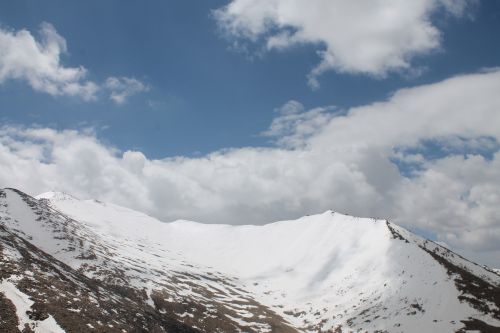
0 287 19 332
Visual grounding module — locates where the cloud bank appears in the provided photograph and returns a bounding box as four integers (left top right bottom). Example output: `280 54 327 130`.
0 22 148 103
1 68 499 267
214 0 476 88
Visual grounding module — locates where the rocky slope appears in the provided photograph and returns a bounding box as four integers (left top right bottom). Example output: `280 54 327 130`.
0 188 499 332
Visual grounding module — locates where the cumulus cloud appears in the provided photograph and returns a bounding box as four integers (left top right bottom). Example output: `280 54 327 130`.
214 0 476 88
0 22 98 100
0 22 150 103
0 68 499 266
391 153 500 267
105 76 150 104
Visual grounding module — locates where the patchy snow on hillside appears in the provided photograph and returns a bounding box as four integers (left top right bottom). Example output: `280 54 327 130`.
30 190 500 332
0 276 66 333
0 188 498 332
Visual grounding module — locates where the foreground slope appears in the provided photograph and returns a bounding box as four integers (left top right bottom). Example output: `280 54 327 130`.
0 190 201 332
1 189 296 333
1 188 499 332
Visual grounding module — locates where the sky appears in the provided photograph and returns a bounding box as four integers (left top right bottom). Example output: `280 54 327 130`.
0 0 500 267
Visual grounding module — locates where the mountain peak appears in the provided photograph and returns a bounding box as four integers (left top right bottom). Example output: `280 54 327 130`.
35 191 79 201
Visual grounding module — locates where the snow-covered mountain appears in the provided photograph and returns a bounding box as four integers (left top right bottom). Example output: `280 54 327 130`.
0 188 499 332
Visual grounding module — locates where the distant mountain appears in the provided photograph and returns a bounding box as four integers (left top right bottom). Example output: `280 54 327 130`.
0 188 499 332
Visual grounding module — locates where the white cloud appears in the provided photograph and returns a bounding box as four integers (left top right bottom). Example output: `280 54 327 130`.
105 76 150 104
262 100 336 148
0 22 98 100
214 0 475 88
391 153 500 260
0 68 499 267
0 22 150 103
309 68 500 149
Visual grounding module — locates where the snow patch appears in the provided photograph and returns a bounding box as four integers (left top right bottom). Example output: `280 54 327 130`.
0 277 66 333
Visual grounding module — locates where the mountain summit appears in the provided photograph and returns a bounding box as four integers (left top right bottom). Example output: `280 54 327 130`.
0 188 499 332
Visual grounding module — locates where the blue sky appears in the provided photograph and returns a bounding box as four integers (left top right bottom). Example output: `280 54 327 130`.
1 0 499 157
1 0 500 266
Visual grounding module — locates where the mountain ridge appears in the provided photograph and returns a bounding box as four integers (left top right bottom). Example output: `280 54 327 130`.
0 187 499 332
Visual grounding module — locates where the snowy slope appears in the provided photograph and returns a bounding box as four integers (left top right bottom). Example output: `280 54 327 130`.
0 198 200 333
0 277 68 333
1 188 500 332
2 189 296 333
